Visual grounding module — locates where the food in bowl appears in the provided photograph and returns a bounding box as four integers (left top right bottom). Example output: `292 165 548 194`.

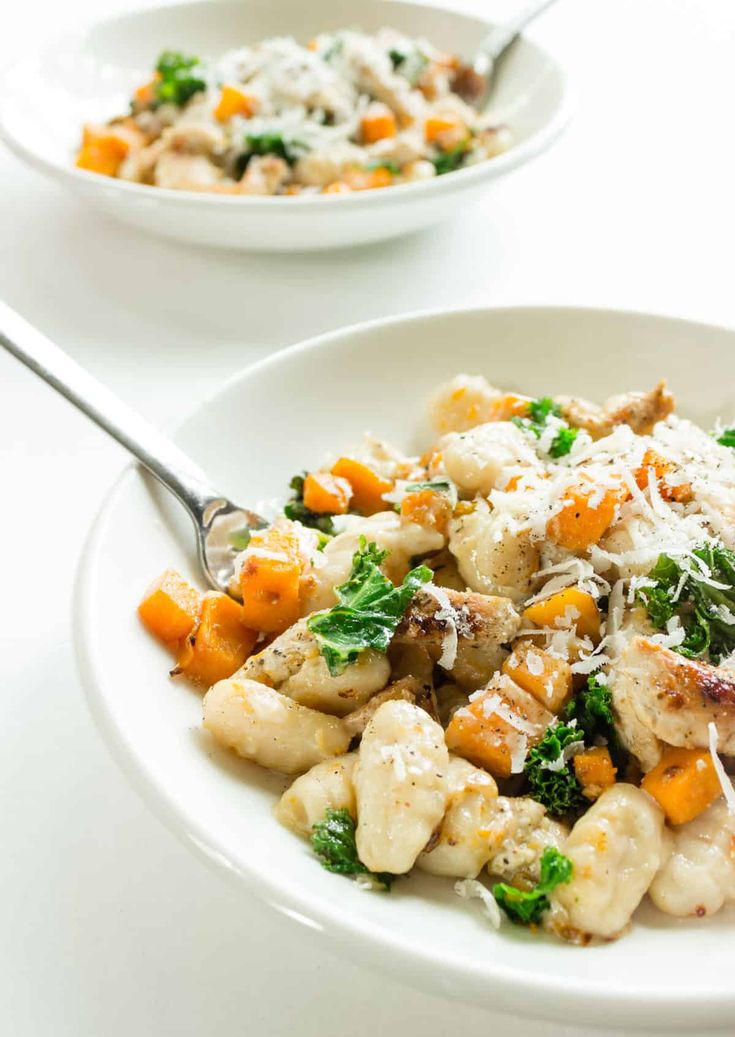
139 374 735 943
75 30 511 194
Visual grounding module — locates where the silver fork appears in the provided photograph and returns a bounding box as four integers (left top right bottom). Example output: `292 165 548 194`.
0 301 266 594
472 0 561 109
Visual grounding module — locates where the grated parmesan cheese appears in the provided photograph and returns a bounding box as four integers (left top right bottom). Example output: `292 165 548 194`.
454 879 502 929
423 583 459 669
708 721 735 814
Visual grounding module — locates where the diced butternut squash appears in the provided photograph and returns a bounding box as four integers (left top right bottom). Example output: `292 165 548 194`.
634 448 692 504
133 75 159 107
573 747 617 799
546 477 627 553
77 123 145 177
239 525 303 633
445 676 553 779
502 640 573 713
360 105 398 143
523 587 602 643
425 114 466 143
138 569 202 645
303 471 351 514
175 593 258 687
342 165 394 191
641 747 722 825
331 457 394 515
214 84 257 122
400 488 452 536
485 393 534 422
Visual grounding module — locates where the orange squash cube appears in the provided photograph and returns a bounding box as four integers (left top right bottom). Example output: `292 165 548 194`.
214 84 257 122
239 526 303 633
523 587 601 643
138 570 202 645
400 488 452 536
547 477 626 553
641 747 722 825
303 472 351 514
573 747 617 799
360 106 398 143
331 457 394 515
175 593 258 686
445 676 553 779
425 114 466 143
502 641 573 714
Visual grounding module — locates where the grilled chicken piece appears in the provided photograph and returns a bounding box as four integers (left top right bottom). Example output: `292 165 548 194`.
603 379 675 435
240 618 390 717
394 588 520 649
616 636 735 754
556 380 675 441
341 676 420 740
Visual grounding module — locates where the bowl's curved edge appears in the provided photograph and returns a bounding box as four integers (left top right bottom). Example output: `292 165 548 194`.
72 305 735 1031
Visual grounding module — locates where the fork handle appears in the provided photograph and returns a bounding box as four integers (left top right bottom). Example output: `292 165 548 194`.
480 0 560 64
0 300 218 519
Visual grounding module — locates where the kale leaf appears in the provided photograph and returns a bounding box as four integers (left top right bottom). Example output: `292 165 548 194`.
432 143 470 175
524 721 585 817
306 538 432 675
493 847 573 925
636 543 735 663
283 474 336 535
716 427 735 448
311 809 394 889
235 133 306 176
512 397 579 458
154 51 206 107
564 674 626 768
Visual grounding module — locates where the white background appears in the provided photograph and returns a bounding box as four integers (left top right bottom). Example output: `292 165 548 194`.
2 1 735 1034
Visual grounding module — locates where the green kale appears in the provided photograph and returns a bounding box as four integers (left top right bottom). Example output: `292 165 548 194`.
306 538 432 675
283 474 335 535
512 397 579 458
311 809 394 889
716 427 735 448
432 143 470 175
154 51 206 107
549 425 579 458
366 160 402 175
564 674 626 768
388 48 407 68
636 543 735 663
236 133 306 176
524 720 585 817
493 847 573 925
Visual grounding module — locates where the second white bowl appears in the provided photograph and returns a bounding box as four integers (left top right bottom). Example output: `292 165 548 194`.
0 0 570 250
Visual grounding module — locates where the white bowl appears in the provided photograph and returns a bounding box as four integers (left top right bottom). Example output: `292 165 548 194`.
74 306 735 1031
0 0 569 251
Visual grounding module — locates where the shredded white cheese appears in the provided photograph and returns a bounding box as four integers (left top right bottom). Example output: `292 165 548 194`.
708 721 735 814
423 583 459 670
454 879 502 929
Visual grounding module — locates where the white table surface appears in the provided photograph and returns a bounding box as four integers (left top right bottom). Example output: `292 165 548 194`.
2 1 735 1034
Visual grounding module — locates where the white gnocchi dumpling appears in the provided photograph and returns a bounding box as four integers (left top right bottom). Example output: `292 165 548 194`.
417 756 499 879
203 677 350 775
649 797 735 918
428 374 501 435
449 499 540 604
441 421 541 498
242 618 390 717
275 754 358 837
354 700 450 874
549 784 666 940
